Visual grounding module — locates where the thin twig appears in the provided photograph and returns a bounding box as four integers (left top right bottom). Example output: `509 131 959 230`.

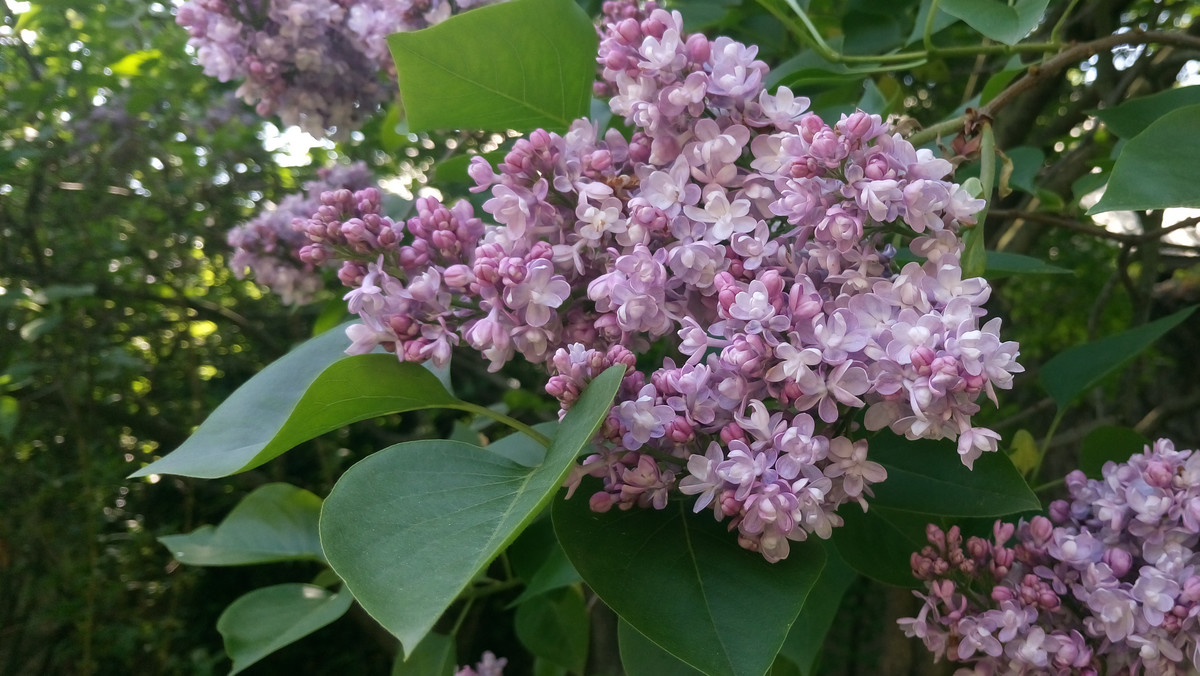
989 210 1200 247
907 31 1200 146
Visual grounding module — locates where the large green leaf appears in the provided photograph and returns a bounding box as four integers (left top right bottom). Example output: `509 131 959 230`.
938 0 1050 45
320 366 623 656
554 493 826 676
387 0 597 133
1079 426 1148 479
1095 86 1200 139
1040 306 1197 409
619 620 705 676
217 583 353 675
158 483 324 566
129 325 461 479
1088 105 1200 214
515 587 589 673
778 544 857 676
868 433 1040 517
831 506 929 587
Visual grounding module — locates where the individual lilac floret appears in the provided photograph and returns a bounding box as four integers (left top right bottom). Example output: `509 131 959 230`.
308 0 1022 562
176 0 498 136
901 439 1200 675
227 162 373 305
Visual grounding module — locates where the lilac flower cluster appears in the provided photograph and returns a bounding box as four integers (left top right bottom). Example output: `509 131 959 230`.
300 1 1022 561
455 651 506 676
176 0 497 135
901 439 1200 675
227 162 372 305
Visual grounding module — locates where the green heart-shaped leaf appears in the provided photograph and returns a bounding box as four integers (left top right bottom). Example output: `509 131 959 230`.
130 324 461 478
938 0 1050 45
554 492 826 676
868 433 1040 517
320 366 623 655
388 0 597 132
1088 105 1200 213
1040 306 1197 409
777 543 857 675
158 483 324 566
218 583 353 675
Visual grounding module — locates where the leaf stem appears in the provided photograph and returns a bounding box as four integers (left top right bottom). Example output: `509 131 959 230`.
907 31 1200 146
452 597 475 634
1050 0 1084 45
1032 477 1066 493
459 578 523 601
1032 408 1066 485
447 401 553 448
923 0 943 54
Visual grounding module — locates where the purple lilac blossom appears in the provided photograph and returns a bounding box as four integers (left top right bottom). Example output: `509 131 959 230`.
455 651 506 676
176 0 499 136
227 161 373 305
902 439 1200 675
301 0 1022 562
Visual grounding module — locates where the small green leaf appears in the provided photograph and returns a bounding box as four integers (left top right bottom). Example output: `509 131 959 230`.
130 325 461 479
1095 86 1200 139
983 251 1072 277
1040 306 1197 409
392 632 457 676
108 49 162 77
777 544 856 676
904 0 959 45
311 299 350 338
961 225 987 279
320 366 623 656
673 0 739 31
868 433 1041 517
388 0 597 132
1006 429 1040 478
1003 146 1044 195
217 584 353 675
938 0 1051 45
1088 105 1200 214
509 545 581 607
0 396 17 442
1072 168 1111 201
840 10 905 56
20 315 60 341
158 484 324 566
619 620 706 676
1079 426 1149 479
554 492 826 676
515 588 589 673
38 283 97 302
979 57 1024 105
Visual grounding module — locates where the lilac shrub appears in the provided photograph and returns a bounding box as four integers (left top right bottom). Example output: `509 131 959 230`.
176 0 499 136
294 1 1023 561
902 439 1200 674
227 161 372 305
